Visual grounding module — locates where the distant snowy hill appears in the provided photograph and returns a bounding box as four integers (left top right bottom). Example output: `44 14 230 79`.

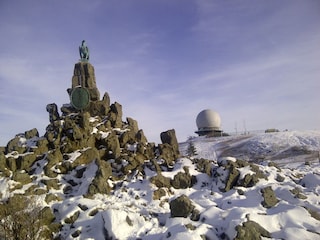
180 131 320 166
1 129 319 239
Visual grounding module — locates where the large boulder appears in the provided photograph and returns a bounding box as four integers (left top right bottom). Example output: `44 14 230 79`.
145 143 156 159
158 129 180 168
170 195 195 218
44 149 63 177
127 117 139 134
171 167 196 189
261 186 279 208
224 165 240 192
6 136 26 154
160 129 180 157
17 153 37 171
119 131 136 148
89 92 110 117
32 138 49 155
45 121 62 149
109 102 123 128
6 157 17 172
150 174 172 188
220 158 267 191
194 158 213 176
25 128 39 139
136 129 148 144
235 220 271 240
87 159 112 196
158 143 177 168
103 132 121 159
12 171 32 184
71 148 99 168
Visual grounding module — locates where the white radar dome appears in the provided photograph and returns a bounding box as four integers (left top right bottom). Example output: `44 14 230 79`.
196 109 221 131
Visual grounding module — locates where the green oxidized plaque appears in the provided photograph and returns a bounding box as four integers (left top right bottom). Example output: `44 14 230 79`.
70 87 90 110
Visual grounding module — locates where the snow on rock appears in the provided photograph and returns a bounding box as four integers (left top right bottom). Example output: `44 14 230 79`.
1 130 320 239
300 173 320 189
102 208 155 239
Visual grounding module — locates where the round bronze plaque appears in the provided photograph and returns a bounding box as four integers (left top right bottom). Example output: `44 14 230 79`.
70 87 90 110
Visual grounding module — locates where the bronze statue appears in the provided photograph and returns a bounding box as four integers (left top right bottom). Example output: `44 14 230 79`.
79 40 89 61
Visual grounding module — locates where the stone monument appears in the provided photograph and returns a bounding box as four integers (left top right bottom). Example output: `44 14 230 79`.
64 41 109 116
71 61 100 101
67 41 100 100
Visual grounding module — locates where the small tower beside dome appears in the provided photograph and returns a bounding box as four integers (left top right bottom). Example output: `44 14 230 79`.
195 109 223 137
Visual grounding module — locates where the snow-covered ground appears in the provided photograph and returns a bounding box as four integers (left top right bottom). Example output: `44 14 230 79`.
181 131 320 166
1 130 320 239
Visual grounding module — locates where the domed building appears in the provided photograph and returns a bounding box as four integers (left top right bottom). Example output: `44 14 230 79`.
195 109 223 137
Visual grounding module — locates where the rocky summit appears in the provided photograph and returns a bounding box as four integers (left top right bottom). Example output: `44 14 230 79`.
0 60 320 239
0 61 181 239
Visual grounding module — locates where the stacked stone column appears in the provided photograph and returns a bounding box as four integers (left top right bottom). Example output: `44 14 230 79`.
71 62 100 101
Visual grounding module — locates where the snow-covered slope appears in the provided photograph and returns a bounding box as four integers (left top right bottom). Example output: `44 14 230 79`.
1 131 320 239
181 131 320 166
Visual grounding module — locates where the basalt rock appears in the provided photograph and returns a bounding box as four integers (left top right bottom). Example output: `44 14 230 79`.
0 147 5 153
25 128 39 139
6 157 17 172
150 173 172 188
136 129 148 144
70 62 100 101
224 165 240 192
64 211 80 224
109 102 123 128
127 117 139 134
88 92 110 117
87 159 112 196
79 112 91 129
0 152 6 171
12 171 32 184
158 143 177 168
261 186 279 208
222 159 267 191
45 193 62 204
6 136 26 154
170 195 195 218
31 137 49 155
44 149 63 178
46 103 60 123
193 158 213 176
235 220 271 240
238 163 267 189
104 131 121 159
171 167 196 189
41 179 61 190
160 129 179 157
16 152 37 171
71 147 99 168
145 143 156 159
45 121 62 149
153 188 167 200
119 130 136 148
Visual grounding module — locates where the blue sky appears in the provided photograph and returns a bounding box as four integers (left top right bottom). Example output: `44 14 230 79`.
0 0 319 145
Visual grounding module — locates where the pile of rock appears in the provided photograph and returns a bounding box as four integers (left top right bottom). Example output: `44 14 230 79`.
0 61 182 239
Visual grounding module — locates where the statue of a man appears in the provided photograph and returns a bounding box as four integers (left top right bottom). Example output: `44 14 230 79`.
79 40 89 61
